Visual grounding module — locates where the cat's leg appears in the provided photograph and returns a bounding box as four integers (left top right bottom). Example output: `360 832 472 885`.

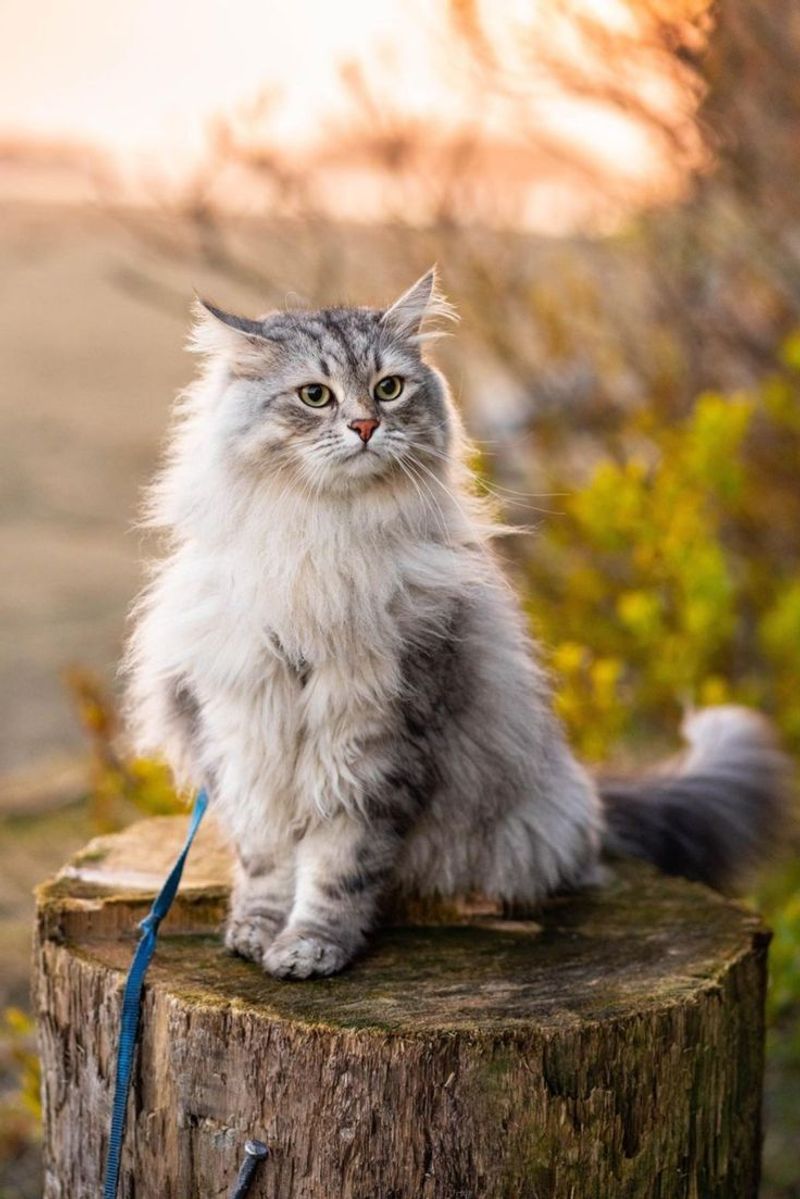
263 811 401 979
225 839 296 964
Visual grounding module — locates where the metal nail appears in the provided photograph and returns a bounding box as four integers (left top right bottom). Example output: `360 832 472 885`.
229 1138 270 1199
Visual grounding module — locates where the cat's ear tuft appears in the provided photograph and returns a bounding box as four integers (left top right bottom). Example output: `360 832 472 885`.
381 267 458 343
196 296 268 338
189 294 275 363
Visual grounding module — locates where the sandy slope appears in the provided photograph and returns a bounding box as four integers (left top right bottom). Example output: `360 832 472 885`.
0 203 191 772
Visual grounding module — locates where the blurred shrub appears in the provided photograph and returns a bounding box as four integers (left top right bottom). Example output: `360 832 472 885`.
0 1011 39 1123
65 668 183 828
512 339 800 1071
0 1008 40 1182
523 344 800 766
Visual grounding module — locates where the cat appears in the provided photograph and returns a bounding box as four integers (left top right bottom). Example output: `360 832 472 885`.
125 268 789 979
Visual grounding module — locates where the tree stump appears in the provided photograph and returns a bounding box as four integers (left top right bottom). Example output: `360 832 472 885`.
34 815 770 1199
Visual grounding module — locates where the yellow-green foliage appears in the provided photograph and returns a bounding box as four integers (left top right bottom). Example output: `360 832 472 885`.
65 667 184 827
1 1010 39 1122
526 363 800 764
519 342 800 1035
0 1007 41 1168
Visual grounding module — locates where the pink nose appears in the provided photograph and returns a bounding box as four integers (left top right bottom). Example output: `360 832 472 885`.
349 418 380 443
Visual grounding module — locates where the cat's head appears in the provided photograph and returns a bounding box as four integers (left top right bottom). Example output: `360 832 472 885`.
192 268 458 495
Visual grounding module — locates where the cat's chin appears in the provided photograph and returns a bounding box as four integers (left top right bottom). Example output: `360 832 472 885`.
319 449 393 493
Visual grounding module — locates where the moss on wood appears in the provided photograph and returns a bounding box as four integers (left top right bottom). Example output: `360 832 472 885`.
33 816 770 1198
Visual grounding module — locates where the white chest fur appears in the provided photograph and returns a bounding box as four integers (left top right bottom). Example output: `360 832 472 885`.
147 491 466 846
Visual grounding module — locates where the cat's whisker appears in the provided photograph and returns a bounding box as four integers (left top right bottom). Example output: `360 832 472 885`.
272 464 311 513
398 440 565 517
403 452 473 526
294 457 329 525
385 447 444 536
472 481 565 517
388 453 432 528
391 438 454 466
394 454 451 544
476 480 570 501
401 437 566 503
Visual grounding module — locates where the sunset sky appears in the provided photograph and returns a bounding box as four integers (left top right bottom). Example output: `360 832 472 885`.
0 0 695 228
1 0 418 159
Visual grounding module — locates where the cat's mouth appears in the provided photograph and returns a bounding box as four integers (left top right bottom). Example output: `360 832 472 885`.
334 443 393 484
343 442 381 463
310 440 395 487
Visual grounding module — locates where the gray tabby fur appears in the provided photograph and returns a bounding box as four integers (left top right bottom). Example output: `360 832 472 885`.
125 268 790 979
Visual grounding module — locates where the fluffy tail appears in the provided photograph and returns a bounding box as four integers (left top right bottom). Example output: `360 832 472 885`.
599 706 793 891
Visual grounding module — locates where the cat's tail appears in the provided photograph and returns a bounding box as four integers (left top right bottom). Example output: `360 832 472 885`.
598 705 793 891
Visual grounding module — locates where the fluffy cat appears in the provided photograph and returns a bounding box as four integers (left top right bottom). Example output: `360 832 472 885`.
126 269 789 979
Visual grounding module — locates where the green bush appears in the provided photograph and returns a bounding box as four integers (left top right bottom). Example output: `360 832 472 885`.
523 348 800 764
514 339 800 1048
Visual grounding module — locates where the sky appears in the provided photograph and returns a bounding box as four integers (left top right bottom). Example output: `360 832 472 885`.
0 0 692 229
1 0 453 160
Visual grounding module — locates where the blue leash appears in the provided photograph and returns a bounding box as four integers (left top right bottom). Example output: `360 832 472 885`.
102 789 267 1198
102 781 268 1194
102 787 209 1198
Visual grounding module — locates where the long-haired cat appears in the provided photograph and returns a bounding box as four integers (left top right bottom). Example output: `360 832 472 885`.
126 269 789 979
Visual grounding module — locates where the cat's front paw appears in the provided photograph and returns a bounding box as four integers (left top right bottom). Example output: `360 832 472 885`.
224 914 280 964
263 928 353 979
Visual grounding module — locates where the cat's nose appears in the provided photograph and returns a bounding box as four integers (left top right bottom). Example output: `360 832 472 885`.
348 418 380 444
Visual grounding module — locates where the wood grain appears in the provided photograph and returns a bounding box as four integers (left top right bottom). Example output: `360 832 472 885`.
34 816 770 1198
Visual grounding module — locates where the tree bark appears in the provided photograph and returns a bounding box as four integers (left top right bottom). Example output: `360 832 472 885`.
34 815 770 1199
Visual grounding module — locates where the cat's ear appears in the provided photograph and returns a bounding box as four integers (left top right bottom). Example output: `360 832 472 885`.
381 267 458 342
189 295 277 369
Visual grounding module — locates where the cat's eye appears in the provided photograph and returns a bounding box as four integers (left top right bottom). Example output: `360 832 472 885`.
374 375 404 402
298 383 334 408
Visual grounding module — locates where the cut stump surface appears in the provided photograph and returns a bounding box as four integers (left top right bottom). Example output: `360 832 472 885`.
34 815 770 1198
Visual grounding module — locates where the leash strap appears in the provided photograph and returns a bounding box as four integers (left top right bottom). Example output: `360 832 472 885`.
102 788 209 1199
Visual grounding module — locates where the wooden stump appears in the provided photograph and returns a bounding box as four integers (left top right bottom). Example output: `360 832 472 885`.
34 815 770 1199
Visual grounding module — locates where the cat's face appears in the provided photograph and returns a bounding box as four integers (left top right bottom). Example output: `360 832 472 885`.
198 271 456 496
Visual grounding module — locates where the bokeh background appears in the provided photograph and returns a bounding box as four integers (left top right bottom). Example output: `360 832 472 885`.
1 1 799 1195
